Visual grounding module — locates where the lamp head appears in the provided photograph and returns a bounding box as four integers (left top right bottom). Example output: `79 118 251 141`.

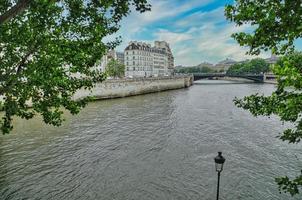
214 152 226 172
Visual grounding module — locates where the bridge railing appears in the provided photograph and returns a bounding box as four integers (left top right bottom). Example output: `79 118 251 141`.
192 73 265 82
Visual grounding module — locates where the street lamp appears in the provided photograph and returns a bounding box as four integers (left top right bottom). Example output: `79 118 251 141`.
214 152 226 200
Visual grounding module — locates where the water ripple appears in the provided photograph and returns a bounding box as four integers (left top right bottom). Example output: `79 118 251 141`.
0 81 301 199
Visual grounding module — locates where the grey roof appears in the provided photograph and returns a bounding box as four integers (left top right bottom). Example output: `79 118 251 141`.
125 41 167 54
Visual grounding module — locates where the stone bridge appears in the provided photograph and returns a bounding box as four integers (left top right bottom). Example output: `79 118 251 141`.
192 73 273 82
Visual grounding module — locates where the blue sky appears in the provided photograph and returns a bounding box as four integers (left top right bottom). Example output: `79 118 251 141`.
112 0 286 66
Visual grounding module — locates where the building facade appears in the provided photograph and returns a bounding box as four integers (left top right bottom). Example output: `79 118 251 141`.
116 52 125 65
96 54 108 73
124 42 153 77
96 50 124 73
154 41 174 74
265 54 279 64
124 41 174 78
214 58 237 71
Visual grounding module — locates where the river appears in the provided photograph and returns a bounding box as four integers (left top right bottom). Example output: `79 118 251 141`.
0 80 301 200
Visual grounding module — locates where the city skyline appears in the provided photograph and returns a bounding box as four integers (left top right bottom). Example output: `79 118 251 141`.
111 0 302 66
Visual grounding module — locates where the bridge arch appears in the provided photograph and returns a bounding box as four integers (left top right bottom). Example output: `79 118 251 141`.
192 73 265 82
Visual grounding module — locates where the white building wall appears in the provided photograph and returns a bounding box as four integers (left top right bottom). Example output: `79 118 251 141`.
124 41 171 78
155 41 174 73
152 52 168 76
125 47 153 78
85 54 108 74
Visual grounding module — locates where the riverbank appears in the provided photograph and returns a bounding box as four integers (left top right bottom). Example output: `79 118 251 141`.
217 77 254 83
73 75 193 100
263 80 277 84
214 77 277 84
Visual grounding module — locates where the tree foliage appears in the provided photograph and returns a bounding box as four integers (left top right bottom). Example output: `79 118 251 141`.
227 58 270 75
105 59 125 78
0 0 150 134
234 52 302 196
226 0 302 196
225 0 302 55
176 66 215 73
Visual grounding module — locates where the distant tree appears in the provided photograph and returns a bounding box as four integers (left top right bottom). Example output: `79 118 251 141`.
247 58 270 74
226 0 302 196
176 66 215 73
226 63 245 75
0 0 150 134
225 0 301 55
226 58 269 75
200 66 214 73
106 59 125 78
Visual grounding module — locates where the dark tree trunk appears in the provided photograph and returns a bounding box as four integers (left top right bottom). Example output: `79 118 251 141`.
0 0 32 24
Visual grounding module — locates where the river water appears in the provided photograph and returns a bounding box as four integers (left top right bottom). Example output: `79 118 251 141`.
0 80 301 200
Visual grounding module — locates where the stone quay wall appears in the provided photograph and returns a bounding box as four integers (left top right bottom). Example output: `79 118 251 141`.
73 75 193 100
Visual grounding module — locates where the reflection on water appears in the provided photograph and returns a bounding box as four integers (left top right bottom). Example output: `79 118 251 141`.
0 80 301 200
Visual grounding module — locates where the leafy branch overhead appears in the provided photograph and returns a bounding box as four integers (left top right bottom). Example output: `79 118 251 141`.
234 53 302 144
225 0 302 55
0 0 151 134
226 0 302 196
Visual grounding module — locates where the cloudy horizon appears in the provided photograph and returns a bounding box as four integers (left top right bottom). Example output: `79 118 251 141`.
109 0 300 66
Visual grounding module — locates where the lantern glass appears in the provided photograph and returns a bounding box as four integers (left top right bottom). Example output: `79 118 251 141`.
215 162 223 172
214 152 225 173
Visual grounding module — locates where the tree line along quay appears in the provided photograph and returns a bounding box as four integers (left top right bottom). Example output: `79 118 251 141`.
0 0 302 199
75 44 276 101
175 57 274 75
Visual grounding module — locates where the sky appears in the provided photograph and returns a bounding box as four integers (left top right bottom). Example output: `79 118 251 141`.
111 0 295 66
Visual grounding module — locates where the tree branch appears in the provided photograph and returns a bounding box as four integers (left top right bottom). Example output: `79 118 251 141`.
15 47 35 75
0 0 33 25
0 46 37 95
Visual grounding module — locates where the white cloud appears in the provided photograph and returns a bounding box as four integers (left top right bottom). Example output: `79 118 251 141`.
113 0 215 51
154 29 193 45
135 0 215 24
176 6 225 28
109 2 271 65
151 7 270 65
175 48 192 57
170 26 270 65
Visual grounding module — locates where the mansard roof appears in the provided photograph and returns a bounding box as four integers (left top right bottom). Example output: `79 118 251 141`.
125 41 167 55
125 42 152 51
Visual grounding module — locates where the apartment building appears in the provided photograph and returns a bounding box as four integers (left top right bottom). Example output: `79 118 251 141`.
154 41 174 74
124 41 174 78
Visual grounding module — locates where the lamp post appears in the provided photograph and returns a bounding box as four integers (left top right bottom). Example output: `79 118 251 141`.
214 152 226 200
